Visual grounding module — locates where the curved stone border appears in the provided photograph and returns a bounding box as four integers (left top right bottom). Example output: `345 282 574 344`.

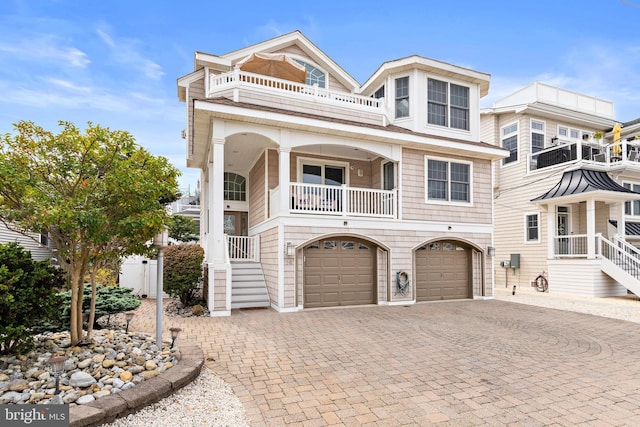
69 342 204 427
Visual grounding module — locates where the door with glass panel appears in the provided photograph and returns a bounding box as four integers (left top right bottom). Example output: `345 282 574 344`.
557 206 570 255
302 164 345 212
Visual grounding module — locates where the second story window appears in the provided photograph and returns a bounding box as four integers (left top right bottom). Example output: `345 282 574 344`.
395 77 409 118
428 79 470 130
224 172 246 201
502 122 518 165
374 86 385 99
531 120 545 154
426 158 471 203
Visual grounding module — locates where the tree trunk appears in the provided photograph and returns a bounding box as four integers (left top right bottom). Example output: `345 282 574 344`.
69 267 82 345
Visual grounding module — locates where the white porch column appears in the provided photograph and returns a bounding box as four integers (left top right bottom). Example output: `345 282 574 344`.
586 198 596 259
278 146 291 215
546 203 556 259
210 137 226 264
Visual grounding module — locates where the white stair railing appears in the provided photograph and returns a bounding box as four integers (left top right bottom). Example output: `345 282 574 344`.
599 235 640 282
225 235 260 262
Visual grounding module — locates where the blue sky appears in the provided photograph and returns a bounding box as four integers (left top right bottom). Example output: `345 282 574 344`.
1 0 639 191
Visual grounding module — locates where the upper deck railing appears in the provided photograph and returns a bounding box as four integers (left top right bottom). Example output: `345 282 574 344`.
207 68 385 111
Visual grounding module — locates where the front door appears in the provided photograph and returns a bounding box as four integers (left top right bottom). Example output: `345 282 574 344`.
223 211 248 236
557 206 570 255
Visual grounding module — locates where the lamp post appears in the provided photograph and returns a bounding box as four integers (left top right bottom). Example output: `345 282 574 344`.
169 327 182 349
124 311 135 333
48 356 67 395
153 227 169 348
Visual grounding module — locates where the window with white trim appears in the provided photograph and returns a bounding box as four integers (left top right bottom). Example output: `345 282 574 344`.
395 77 409 118
425 157 471 203
624 182 640 216
525 213 539 242
501 122 518 165
531 119 545 154
558 125 590 141
295 60 325 88
224 172 246 201
427 78 469 130
374 86 385 99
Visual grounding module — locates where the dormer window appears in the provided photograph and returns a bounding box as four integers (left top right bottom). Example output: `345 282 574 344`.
427 79 469 131
295 60 325 88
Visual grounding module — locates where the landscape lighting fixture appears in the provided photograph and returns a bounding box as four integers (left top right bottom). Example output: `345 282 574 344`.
125 311 135 333
170 327 182 349
48 356 68 395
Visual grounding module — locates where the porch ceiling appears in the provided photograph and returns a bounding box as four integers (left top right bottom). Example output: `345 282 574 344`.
531 168 640 204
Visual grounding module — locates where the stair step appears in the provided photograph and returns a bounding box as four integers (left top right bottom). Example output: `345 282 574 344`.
232 282 268 289
231 301 270 309
231 294 270 302
230 262 269 309
232 287 269 295
232 274 265 281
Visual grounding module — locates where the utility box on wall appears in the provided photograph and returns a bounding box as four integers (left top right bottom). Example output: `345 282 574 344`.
510 253 520 269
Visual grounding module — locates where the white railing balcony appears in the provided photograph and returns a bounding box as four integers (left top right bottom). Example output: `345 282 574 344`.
225 234 260 262
288 183 396 218
207 69 384 112
553 234 589 257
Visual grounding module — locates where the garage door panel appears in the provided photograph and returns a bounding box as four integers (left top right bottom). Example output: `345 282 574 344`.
416 241 470 302
304 237 376 308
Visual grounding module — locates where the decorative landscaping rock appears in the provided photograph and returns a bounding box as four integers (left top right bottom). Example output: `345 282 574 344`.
70 372 97 388
0 328 180 406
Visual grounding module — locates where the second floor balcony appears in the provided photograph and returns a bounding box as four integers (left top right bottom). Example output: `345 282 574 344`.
529 139 640 173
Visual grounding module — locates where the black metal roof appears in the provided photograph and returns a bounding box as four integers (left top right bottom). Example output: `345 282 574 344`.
531 168 637 201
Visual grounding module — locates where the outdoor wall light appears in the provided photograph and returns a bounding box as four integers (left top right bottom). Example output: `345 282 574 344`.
170 327 182 349
124 311 135 333
48 356 68 395
487 246 496 257
285 241 295 257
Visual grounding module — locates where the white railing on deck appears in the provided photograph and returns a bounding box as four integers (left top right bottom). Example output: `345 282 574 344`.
208 69 384 110
289 183 396 218
225 234 260 262
553 234 588 257
529 139 640 173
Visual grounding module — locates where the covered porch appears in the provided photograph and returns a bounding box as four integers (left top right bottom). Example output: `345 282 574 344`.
532 167 640 296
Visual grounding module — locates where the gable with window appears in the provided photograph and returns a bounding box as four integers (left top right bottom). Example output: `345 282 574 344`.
525 213 539 242
427 78 469 130
501 122 518 165
395 77 409 118
425 157 471 203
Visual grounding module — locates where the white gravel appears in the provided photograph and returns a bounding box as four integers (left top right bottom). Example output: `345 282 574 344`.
104 366 249 427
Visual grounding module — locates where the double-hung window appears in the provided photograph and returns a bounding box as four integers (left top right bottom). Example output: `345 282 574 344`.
395 77 409 118
425 157 471 203
427 78 469 130
525 213 539 242
502 122 518 165
374 86 385 99
531 120 545 154
624 182 640 216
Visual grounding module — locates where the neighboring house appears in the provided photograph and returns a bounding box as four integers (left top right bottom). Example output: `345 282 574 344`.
481 81 640 297
170 188 201 231
0 222 52 261
177 31 507 316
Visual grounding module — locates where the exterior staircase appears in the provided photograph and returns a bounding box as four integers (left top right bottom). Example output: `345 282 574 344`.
600 236 640 296
230 262 270 309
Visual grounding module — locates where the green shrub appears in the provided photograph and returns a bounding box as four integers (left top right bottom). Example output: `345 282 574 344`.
0 242 64 355
163 244 204 306
56 284 141 329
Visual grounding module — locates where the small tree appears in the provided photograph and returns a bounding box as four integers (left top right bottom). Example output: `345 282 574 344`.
0 242 65 354
0 121 180 345
168 215 199 243
163 244 204 306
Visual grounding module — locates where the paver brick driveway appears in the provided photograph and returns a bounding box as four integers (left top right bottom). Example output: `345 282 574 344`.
132 299 640 426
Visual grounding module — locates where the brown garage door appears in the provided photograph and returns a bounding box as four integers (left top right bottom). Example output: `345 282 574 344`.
304 238 376 308
415 241 470 301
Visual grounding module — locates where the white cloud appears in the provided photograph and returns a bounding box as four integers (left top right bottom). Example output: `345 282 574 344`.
0 35 90 68
95 26 165 80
